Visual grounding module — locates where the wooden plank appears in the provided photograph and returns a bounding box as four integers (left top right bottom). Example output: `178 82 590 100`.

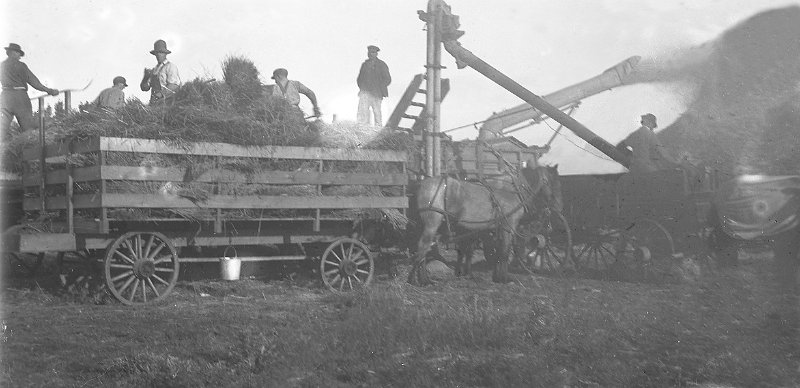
24 193 408 210
22 165 408 186
180 256 307 263
68 137 408 162
11 233 76 253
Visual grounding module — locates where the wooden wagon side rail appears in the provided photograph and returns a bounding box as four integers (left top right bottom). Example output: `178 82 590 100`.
22 166 406 186
20 136 409 235
22 136 407 162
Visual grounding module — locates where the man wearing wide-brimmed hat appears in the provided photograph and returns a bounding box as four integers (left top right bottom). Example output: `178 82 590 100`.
1 43 59 138
140 39 180 104
93 76 128 109
356 45 391 126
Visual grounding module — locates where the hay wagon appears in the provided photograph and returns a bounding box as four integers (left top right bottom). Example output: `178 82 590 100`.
3 136 408 304
557 168 719 271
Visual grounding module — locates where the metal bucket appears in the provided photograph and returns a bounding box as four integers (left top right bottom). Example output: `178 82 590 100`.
219 246 241 281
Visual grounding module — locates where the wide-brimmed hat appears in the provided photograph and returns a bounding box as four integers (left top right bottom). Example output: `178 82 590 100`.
4 43 24 56
271 68 288 79
150 39 171 55
367 45 380 52
113 76 128 87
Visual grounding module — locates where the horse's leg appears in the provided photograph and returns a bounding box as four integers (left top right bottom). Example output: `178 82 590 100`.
455 241 465 277
463 240 473 276
492 230 513 283
407 211 443 285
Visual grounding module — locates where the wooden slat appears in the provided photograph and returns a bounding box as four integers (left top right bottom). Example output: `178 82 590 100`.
80 234 347 251
22 165 408 186
94 137 407 162
11 233 76 253
23 136 408 162
24 193 408 210
180 256 306 263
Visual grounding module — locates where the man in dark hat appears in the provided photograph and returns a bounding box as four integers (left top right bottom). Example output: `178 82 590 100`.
140 39 180 104
616 113 679 173
1 43 59 138
93 76 127 109
269 68 321 117
356 45 391 126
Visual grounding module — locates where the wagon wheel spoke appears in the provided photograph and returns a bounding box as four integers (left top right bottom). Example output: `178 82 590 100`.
624 218 675 262
105 232 179 306
320 238 374 293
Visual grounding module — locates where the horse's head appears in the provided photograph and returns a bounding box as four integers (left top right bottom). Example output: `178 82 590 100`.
522 164 563 213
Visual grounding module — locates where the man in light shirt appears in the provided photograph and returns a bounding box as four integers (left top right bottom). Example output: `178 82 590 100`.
93 76 127 109
140 39 180 104
270 68 321 118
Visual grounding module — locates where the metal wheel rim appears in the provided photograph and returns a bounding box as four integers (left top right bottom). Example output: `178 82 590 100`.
320 238 374 292
621 218 675 261
526 211 573 273
104 231 180 305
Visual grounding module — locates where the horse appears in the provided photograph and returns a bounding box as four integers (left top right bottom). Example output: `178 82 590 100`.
407 164 562 285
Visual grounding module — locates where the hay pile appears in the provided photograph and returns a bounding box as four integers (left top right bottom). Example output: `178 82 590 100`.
3 55 413 230
657 6 800 177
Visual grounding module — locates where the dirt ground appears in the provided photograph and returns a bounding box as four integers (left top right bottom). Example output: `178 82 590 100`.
1 248 798 387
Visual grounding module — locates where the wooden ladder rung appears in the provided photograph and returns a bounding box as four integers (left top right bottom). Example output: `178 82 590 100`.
402 114 419 120
416 89 427 94
410 101 425 108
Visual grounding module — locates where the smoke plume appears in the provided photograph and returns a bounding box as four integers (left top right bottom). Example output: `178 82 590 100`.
654 6 800 177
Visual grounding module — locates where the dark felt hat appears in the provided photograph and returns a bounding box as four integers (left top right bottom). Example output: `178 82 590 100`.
367 45 380 52
150 39 171 55
4 43 24 56
113 76 128 86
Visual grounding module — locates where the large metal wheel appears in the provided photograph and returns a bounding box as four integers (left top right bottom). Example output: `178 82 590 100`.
320 238 374 292
104 232 180 305
574 227 622 271
520 211 573 274
619 218 675 263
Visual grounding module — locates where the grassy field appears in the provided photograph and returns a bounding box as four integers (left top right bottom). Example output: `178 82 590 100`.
1 252 798 387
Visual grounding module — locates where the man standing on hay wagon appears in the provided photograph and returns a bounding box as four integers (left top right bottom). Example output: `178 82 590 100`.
356 45 391 127
140 39 180 104
269 68 321 118
0 43 59 139
616 113 679 173
93 76 127 109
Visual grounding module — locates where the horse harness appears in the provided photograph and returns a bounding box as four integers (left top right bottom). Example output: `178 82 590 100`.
421 173 536 242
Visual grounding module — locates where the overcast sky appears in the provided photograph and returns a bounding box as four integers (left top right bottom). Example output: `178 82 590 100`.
3 0 798 173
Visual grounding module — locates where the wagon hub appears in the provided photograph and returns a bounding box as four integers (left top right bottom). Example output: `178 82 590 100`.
341 259 358 276
134 259 156 278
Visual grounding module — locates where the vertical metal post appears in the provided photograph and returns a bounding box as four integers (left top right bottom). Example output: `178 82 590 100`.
424 0 438 177
64 91 72 113
432 4 443 177
38 97 46 213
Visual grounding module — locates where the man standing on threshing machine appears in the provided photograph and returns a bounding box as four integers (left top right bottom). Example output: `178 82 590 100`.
356 45 391 127
0 43 59 139
140 39 180 105
93 76 127 109
270 68 321 118
616 113 679 173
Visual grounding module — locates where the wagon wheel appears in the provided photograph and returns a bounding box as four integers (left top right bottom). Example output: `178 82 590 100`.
573 227 622 271
104 232 180 305
320 238 374 292
619 218 675 263
520 211 573 274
